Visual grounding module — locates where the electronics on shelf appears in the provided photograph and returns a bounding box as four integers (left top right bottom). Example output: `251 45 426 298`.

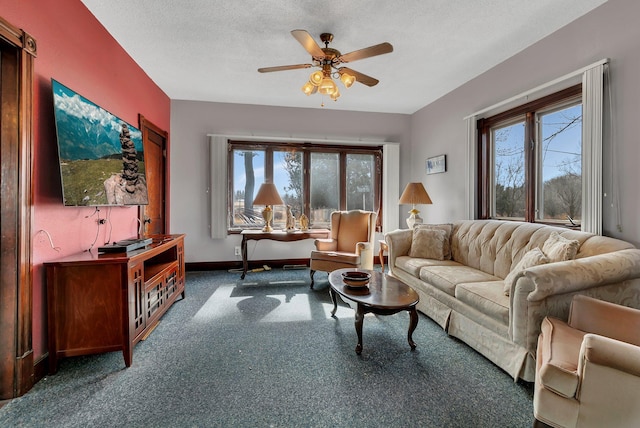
98 238 153 253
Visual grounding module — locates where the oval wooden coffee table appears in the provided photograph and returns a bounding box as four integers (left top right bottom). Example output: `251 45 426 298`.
328 268 420 354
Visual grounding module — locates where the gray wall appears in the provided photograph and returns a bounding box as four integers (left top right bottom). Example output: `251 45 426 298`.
410 0 640 246
170 101 410 262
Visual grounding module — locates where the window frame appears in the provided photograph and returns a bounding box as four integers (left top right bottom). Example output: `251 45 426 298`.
477 84 582 226
227 140 383 232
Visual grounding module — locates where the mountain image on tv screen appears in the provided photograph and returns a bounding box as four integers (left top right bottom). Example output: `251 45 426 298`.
52 79 149 206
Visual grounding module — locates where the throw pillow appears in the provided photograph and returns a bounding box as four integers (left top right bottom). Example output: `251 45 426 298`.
542 231 580 262
408 228 448 260
503 247 550 296
414 223 453 259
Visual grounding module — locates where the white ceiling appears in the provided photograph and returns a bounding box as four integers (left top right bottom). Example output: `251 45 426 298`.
80 0 606 114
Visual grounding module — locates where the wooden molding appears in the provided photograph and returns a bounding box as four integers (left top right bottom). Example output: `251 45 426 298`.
0 14 35 399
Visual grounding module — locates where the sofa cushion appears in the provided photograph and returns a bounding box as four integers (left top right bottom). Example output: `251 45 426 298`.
414 223 453 259
409 228 448 260
419 265 501 296
395 256 461 277
538 317 585 398
503 247 550 296
543 232 580 262
456 281 509 325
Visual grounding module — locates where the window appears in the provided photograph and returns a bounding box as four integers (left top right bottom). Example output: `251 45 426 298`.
228 141 382 231
478 85 582 226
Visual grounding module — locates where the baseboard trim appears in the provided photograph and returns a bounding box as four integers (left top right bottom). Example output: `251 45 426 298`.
33 353 48 383
186 258 311 272
187 257 385 272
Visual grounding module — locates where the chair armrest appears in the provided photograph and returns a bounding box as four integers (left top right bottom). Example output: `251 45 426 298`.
579 334 640 380
570 296 640 346
356 242 374 270
384 229 413 273
355 241 372 252
314 239 337 251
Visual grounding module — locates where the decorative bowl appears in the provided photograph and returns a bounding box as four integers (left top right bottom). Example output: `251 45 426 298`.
341 271 371 287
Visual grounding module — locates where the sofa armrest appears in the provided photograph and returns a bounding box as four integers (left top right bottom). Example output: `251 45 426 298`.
524 249 640 302
384 229 413 274
509 249 640 353
314 238 337 251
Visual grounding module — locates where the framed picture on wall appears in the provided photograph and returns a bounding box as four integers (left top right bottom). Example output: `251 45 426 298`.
426 154 446 174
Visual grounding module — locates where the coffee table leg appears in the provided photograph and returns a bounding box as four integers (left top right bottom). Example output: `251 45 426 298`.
408 307 418 350
329 287 338 317
355 304 364 354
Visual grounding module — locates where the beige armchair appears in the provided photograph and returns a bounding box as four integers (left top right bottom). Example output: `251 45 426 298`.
309 210 377 289
534 295 640 428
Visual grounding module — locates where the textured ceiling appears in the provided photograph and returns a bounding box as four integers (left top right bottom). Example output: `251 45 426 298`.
80 0 606 114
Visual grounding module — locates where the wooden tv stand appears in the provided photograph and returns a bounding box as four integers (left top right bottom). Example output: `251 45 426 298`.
45 234 185 374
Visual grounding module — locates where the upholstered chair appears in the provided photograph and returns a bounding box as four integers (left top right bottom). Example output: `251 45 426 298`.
309 210 377 289
533 295 640 428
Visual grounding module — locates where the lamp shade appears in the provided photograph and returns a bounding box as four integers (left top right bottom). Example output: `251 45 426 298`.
340 72 356 88
399 182 432 205
399 182 432 228
253 183 284 206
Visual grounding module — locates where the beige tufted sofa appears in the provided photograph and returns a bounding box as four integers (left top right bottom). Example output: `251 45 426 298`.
385 220 640 382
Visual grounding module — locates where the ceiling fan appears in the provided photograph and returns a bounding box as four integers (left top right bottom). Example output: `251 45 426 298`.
258 30 393 102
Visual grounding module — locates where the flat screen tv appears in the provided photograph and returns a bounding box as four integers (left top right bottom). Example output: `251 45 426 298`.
52 79 149 206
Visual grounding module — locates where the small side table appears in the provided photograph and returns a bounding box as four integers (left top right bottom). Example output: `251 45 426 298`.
379 240 388 272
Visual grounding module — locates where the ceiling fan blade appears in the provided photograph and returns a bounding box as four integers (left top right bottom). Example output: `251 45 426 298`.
338 42 393 63
258 64 312 73
339 67 379 87
291 29 326 60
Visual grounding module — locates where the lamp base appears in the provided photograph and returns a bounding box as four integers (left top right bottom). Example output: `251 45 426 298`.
406 210 423 229
262 206 274 233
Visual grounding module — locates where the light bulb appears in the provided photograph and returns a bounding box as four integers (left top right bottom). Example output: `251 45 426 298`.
301 81 317 96
330 88 341 101
340 72 356 88
318 78 337 95
309 71 324 86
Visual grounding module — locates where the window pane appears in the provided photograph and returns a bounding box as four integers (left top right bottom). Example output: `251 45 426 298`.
232 149 265 227
493 121 525 219
310 152 339 227
273 150 303 228
539 103 582 221
346 153 375 211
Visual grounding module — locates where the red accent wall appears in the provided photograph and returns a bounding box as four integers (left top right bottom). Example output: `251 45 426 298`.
1 0 171 360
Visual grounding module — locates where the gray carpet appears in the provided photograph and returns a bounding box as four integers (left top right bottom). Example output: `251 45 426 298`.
0 268 534 427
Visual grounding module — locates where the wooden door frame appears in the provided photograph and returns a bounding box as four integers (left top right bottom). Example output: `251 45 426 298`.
138 115 168 235
0 16 36 399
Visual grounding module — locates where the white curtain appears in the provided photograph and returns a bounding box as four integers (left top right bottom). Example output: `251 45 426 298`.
465 116 477 220
581 63 605 235
209 135 228 239
382 143 400 232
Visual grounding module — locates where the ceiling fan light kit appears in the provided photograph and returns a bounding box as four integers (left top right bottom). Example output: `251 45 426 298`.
258 30 393 105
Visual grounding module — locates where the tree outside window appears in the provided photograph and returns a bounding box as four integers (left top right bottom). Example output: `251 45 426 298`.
228 142 382 231
478 85 582 226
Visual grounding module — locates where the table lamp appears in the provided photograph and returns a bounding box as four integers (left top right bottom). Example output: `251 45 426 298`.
253 183 284 232
399 182 432 228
